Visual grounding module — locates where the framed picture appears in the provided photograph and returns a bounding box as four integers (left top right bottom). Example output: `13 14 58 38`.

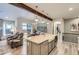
78 23 79 31
71 23 77 31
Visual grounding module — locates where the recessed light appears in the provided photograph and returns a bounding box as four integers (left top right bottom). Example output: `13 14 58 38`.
35 19 38 22
41 21 45 23
35 6 38 8
55 21 61 24
47 23 49 24
5 17 8 18
69 8 73 11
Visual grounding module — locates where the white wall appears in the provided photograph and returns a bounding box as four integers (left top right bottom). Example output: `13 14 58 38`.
47 21 53 34
53 18 64 35
64 18 79 33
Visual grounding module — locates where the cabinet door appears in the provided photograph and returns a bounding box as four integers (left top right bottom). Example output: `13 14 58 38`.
51 40 55 49
27 41 32 55
32 43 40 55
41 40 48 55
49 42 51 52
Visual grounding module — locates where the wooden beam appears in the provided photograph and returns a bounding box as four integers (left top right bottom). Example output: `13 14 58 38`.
9 3 53 21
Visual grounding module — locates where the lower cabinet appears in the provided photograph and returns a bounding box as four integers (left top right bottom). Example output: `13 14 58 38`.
41 41 48 55
48 40 55 54
32 43 40 55
27 40 48 55
27 38 57 55
27 41 32 55
48 42 52 53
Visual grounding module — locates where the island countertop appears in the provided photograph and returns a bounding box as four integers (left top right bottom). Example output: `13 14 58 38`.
27 34 56 44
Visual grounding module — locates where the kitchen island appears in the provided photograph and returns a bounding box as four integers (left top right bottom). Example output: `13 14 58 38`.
27 34 57 55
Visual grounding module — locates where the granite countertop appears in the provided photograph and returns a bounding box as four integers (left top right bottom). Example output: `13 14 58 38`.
27 34 56 44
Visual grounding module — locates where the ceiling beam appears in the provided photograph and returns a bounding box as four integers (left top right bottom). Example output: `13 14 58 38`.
9 3 53 21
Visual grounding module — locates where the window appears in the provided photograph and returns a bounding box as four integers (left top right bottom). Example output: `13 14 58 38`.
5 24 12 34
37 23 47 32
22 23 27 30
27 24 32 32
22 23 32 33
3 20 15 35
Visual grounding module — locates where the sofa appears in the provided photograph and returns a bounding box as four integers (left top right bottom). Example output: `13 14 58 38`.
7 32 24 48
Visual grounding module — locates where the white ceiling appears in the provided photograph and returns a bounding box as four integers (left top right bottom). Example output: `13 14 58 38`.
1 3 79 21
0 3 35 21
31 3 79 19
0 3 51 24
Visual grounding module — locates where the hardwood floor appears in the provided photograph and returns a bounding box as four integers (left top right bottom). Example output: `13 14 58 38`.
0 39 79 55
50 42 78 55
0 39 27 55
